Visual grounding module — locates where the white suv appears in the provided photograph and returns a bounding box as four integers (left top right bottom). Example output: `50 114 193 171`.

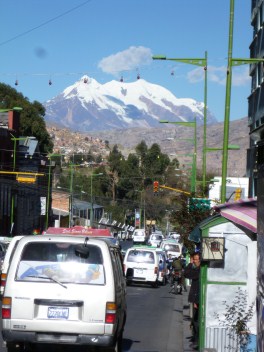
123 247 159 287
2 235 127 352
132 229 147 244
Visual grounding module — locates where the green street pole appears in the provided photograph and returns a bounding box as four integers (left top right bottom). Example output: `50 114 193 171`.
153 52 207 194
193 116 197 194
221 0 234 204
69 164 74 227
90 174 93 228
9 133 26 233
0 108 23 234
45 154 61 229
220 0 264 202
46 163 52 229
202 51 208 193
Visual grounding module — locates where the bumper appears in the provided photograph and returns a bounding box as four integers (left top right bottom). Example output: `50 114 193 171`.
2 330 115 346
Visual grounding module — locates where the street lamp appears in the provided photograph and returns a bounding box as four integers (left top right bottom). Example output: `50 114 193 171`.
160 119 197 193
153 52 208 192
90 172 103 228
220 0 264 202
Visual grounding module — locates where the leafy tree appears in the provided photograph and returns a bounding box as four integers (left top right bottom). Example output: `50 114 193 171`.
0 83 53 154
108 145 124 175
169 194 211 252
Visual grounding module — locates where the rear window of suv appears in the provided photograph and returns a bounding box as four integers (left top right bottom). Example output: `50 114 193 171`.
16 242 105 285
126 250 155 264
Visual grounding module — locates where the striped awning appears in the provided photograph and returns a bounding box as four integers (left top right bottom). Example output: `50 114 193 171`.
213 198 257 233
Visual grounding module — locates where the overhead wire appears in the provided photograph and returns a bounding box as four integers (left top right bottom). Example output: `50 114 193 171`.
0 0 92 47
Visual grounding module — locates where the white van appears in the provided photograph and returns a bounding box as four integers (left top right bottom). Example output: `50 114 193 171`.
132 228 147 244
123 246 159 287
2 235 126 352
160 240 182 259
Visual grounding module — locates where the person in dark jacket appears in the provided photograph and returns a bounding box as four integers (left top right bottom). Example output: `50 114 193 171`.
184 252 201 345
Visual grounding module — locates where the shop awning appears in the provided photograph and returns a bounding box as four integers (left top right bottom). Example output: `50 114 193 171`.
213 198 257 233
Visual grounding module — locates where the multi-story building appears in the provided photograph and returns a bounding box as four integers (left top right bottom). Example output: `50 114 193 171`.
248 0 264 197
248 1 264 350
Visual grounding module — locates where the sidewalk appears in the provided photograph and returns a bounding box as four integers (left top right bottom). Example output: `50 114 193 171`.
182 289 198 352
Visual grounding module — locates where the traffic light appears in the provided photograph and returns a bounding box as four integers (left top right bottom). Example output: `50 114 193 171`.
234 188 242 201
153 181 159 194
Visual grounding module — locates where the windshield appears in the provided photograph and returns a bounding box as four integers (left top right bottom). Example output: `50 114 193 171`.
16 242 105 285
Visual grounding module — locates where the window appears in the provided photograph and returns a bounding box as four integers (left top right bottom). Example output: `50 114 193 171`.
17 242 105 285
127 250 155 264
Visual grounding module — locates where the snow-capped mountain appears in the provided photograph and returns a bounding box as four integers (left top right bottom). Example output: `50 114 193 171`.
44 76 216 132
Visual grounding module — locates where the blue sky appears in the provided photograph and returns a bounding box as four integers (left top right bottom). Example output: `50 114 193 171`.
0 0 251 122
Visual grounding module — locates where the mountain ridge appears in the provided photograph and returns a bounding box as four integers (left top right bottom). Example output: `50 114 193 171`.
44 76 217 132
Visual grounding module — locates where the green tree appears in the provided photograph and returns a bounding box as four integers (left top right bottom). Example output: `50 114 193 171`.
169 194 211 252
0 83 53 154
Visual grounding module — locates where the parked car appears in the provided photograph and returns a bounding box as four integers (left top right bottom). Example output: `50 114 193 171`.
160 240 182 258
2 235 127 352
148 233 163 247
123 246 159 287
132 228 147 244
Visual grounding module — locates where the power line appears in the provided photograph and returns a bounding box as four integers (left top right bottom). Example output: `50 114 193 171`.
0 0 92 47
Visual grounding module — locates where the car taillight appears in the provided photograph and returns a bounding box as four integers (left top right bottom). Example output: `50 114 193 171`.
154 266 158 274
2 297 11 319
1 273 7 288
105 302 117 324
123 264 126 273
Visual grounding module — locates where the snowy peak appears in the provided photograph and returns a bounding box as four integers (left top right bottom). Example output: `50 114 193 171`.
44 75 216 132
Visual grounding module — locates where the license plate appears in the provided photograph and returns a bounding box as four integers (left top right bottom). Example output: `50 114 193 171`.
135 268 143 274
48 307 69 319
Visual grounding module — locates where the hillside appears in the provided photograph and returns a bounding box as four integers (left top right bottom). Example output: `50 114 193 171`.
89 117 249 177
47 116 249 177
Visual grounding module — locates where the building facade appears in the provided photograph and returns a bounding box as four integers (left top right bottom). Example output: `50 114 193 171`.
248 1 264 350
0 110 51 236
